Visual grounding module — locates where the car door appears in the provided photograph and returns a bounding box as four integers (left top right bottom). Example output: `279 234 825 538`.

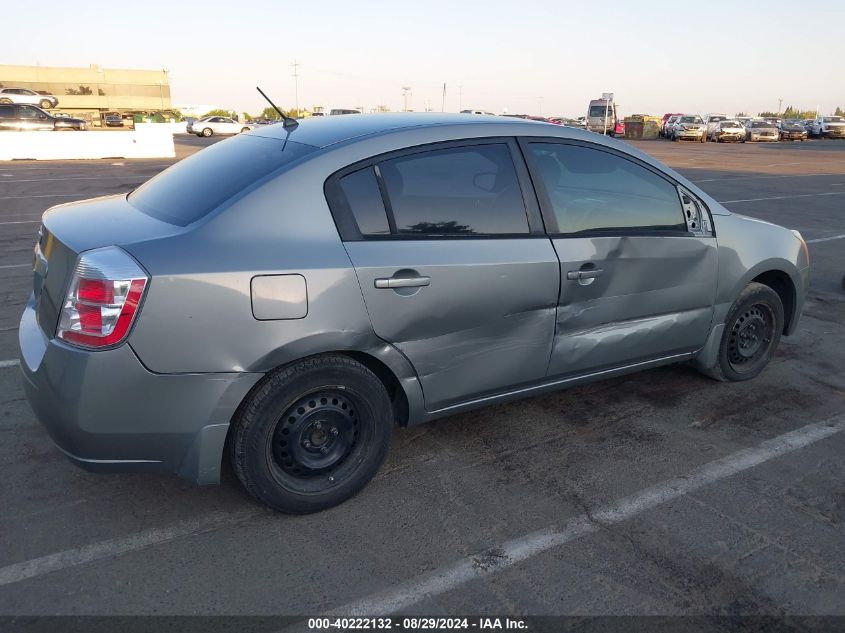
521 139 718 378
17 105 53 131
326 139 560 411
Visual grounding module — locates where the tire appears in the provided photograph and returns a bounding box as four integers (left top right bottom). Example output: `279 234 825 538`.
201 127 213 137
241 127 250 133
39 100 52 109
698 282 784 382
230 354 393 514
0 98 11 104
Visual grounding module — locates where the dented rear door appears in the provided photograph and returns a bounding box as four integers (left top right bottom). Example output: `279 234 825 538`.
521 139 718 378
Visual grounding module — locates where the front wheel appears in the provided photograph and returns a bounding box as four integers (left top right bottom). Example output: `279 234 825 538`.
39 100 52 109
201 127 213 137
698 282 784 382
230 355 393 514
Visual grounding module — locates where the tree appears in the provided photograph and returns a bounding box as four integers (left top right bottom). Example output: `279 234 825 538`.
260 106 299 120
202 108 236 118
836 106 844 116
735 112 748 117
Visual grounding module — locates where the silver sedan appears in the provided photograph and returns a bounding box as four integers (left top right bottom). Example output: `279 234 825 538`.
21 114 809 513
186 116 254 137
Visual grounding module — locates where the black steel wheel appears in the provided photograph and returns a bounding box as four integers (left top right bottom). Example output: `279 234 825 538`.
230 355 393 513
726 303 775 375
698 282 784 382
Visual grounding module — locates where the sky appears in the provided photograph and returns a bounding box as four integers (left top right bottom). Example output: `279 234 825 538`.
3 0 844 117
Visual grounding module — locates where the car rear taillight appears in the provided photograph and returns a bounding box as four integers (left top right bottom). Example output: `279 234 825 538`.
57 246 149 349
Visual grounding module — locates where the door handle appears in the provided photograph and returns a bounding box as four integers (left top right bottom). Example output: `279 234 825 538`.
566 269 604 281
374 276 431 289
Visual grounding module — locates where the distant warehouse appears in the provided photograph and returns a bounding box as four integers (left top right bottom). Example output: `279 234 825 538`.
0 63 172 125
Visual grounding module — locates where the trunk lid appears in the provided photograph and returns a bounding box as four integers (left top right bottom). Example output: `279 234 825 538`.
34 194 184 337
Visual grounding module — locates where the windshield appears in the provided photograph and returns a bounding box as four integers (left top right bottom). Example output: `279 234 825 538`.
750 121 772 128
589 105 612 117
128 135 316 226
722 121 741 128
823 117 844 123
680 116 702 124
783 120 801 126
709 116 727 122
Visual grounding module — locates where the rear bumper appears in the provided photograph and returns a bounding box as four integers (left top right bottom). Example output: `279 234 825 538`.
18 299 261 484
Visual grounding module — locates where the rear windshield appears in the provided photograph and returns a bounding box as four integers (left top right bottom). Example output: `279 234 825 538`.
128 135 315 226
680 116 703 124
588 105 613 117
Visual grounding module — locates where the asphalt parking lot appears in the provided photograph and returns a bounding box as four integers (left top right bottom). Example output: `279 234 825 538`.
1 135 844 623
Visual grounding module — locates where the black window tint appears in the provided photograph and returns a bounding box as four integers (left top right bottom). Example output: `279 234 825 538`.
19 106 38 119
0 105 14 119
128 135 315 226
529 143 685 234
338 167 390 235
379 144 528 236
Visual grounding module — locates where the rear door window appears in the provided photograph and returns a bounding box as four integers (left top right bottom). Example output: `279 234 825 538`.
128 134 315 226
378 144 529 235
0 105 14 119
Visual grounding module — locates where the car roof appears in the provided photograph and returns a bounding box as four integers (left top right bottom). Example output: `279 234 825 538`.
248 112 557 149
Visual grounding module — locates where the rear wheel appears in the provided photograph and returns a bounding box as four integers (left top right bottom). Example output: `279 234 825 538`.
230 355 393 514
241 127 250 133
201 127 212 137
698 282 784 382
0 98 11 104
39 99 52 109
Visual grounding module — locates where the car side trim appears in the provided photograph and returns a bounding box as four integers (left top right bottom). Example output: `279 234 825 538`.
414 351 694 425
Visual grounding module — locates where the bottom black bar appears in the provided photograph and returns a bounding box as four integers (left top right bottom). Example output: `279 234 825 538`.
2 616 845 633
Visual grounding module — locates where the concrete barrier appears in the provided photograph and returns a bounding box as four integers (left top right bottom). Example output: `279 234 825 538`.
0 126 176 161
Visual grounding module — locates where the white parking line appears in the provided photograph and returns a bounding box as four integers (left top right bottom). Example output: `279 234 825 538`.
807 234 845 244
333 415 845 616
0 264 31 270
0 220 39 225
720 192 845 203
0 359 20 369
0 510 260 588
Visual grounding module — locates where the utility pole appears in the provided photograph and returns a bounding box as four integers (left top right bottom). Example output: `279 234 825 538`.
402 86 412 112
458 85 463 111
291 60 301 114
778 97 783 115
441 83 446 112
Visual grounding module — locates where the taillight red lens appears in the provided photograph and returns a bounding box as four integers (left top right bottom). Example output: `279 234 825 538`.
57 247 149 350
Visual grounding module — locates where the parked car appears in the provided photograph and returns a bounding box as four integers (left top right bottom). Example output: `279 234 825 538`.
671 115 707 142
614 119 625 136
20 114 809 513
0 87 59 109
703 114 729 139
102 113 124 128
745 119 779 142
660 113 683 137
778 119 808 141
330 108 363 115
0 104 86 131
709 119 746 142
809 115 845 139
663 115 682 139
187 116 254 137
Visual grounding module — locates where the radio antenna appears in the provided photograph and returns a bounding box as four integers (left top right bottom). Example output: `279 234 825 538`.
256 86 298 129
